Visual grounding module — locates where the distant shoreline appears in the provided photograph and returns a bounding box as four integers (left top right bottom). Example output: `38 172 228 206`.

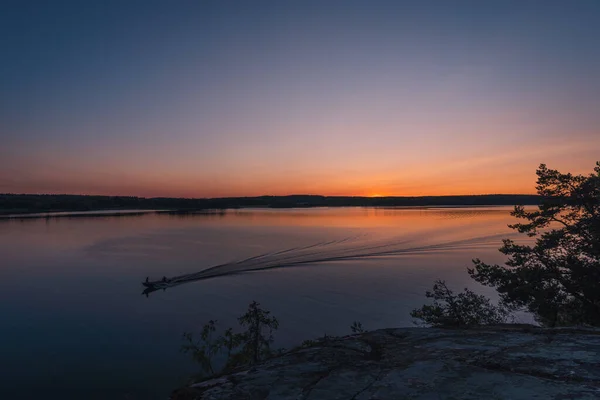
0 193 541 219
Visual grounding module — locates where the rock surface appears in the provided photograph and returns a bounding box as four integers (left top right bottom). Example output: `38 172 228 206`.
172 326 600 400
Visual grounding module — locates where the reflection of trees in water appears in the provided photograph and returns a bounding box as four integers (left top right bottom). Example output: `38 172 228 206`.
1 209 230 223
434 208 511 220
164 209 227 219
3 211 155 223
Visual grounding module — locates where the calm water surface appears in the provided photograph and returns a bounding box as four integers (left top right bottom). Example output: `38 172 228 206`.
0 207 529 399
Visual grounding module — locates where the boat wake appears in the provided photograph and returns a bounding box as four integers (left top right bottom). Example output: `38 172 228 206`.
141 232 510 296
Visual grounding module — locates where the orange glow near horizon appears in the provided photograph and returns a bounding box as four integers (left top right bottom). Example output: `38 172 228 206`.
2 143 598 198
3 132 597 198
4 115 597 198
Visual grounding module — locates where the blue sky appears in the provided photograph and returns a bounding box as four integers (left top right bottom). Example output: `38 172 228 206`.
1 0 599 196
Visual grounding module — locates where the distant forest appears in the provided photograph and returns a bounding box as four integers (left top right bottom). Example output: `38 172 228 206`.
0 194 541 215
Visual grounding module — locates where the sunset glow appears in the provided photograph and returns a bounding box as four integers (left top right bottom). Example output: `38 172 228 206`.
1 1 599 197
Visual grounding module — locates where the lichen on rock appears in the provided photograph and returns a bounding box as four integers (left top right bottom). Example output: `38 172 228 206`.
172 326 600 400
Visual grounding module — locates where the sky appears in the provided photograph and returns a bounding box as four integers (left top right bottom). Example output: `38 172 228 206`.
1 0 599 198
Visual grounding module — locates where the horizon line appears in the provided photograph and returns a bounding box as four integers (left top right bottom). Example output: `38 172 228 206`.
1 192 540 200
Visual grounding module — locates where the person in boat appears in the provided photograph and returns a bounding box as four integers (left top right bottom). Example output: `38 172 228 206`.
162 276 167 283
145 277 149 283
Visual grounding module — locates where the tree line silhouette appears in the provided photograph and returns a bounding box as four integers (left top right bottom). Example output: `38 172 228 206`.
0 193 541 215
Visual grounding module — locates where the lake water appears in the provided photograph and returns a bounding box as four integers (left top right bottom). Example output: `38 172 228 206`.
0 206 531 399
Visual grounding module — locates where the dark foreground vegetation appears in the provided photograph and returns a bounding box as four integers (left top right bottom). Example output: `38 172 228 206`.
413 162 600 327
182 301 281 378
182 301 366 379
184 162 599 379
0 193 541 215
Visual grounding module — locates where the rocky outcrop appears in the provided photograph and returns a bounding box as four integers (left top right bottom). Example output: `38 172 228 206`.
172 326 600 400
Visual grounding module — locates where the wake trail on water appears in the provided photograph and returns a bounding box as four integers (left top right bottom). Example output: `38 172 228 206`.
144 232 512 292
